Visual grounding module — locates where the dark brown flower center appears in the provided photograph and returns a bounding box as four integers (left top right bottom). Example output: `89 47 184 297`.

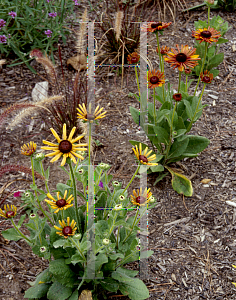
62 226 72 236
173 93 182 101
59 140 72 153
136 196 146 204
6 211 15 218
201 30 212 38
151 22 162 29
150 76 159 84
139 155 148 163
176 53 187 63
131 57 139 63
86 114 94 121
203 76 211 83
56 199 66 207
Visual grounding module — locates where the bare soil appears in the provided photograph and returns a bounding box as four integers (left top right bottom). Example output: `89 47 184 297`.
1 1 236 299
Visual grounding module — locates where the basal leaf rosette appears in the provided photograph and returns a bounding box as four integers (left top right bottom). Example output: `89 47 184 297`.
41 123 87 166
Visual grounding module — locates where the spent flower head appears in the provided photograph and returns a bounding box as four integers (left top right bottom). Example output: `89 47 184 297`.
157 45 170 55
173 93 182 102
112 181 121 188
40 246 47 253
41 123 87 166
0 204 17 219
30 213 37 219
119 195 125 201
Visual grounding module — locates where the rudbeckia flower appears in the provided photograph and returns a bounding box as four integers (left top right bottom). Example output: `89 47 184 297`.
192 27 221 44
0 204 17 218
77 103 107 123
54 217 77 238
141 22 172 33
132 143 158 166
127 52 140 64
147 69 165 89
164 44 200 72
130 188 152 206
41 123 87 166
156 45 170 55
21 141 37 156
45 190 73 213
200 70 213 84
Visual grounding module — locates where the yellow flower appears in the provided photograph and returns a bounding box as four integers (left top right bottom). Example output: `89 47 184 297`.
54 217 77 238
0 204 17 218
147 69 165 89
132 143 158 166
21 141 37 156
77 103 107 123
45 190 73 214
192 26 221 44
130 188 152 206
164 44 200 72
41 123 87 166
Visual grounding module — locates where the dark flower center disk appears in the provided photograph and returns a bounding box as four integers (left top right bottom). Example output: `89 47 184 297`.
201 30 212 38
136 196 146 204
150 76 160 84
139 155 148 163
203 76 211 83
56 199 66 207
59 140 72 153
151 22 162 29
62 226 72 236
176 53 187 63
131 57 138 63
86 114 94 121
6 211 15 218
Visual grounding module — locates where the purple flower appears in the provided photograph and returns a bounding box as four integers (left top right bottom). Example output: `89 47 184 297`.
98 181 104 188
8 11 17 18
48 12 57 18
47 0 50 2
14 191 22 197
0 35 7 44
73 0 79 5
44 30 52 37
0 19 6 29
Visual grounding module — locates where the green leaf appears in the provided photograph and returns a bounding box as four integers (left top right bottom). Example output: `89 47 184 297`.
95 253 108 271
154 126 169 145
45 166 50 180
167 137 189 159
24 283 51 299
211 69 219 78
47 282 73 300
68 290 78 300
153 172 168 185
17 214 26 228
129 106 140 125
207 53 224 70
100 278 119 292
109 253 124 260
207 45 216 58
2 228 22 241
150 164 164 173
49 259 77 287
216 38 228 44
182 135 210 155
183 100 193 120
165 166 193 197
118 276 150 300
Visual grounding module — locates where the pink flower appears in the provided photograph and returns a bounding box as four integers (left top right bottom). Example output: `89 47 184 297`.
14 191 22 197
73 0 79 5
48 12 57 18
0 19 6 29
44 30 52 37
8 11 17 18
0 35 7 44
98 181 103 188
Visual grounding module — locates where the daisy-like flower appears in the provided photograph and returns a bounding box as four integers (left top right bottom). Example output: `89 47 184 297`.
21 141 37 156
200 70 213 84
156 45 170 55
127 52 140 64
173 93 182 102
0 204 17 218
54 217 77 238
132 143 158 166
141 22 172 33
192 26 221 44
130 188 152 206
164 44 200 72
77 103 107 123
147 69 165 89
45 190 73 213
41 123 87 166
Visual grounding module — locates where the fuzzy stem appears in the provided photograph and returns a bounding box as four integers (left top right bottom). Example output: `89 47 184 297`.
208 6 210 26
69 237 86 262
11 218 32 244
164 101 177 164
40 161 50 194
121 208 139 244
155 32 163 72
135 65 140 99
194 42 208 96
178 71 182 93
153 88 156 125
122 164 140 196
185 75 188 93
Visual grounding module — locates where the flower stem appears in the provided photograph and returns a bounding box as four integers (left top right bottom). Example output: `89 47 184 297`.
155 32 163 72
153 88 156 125
186 83 206 133
164 101 177 164
208 6 210 26
185 74 188 93
69 237 86 262
194 42 208 96
122 208 139 244
68 159 81 233
11 219 32 244
122 164 140 196
135 65 140 99
178 71 182 93
40 161 50 194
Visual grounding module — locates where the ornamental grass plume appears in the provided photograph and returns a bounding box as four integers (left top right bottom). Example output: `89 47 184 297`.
114 11 124 41
75 8 87 55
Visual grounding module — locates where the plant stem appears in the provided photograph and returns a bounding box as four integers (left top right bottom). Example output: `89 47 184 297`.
186 83 206 133
11 219 32 244
121 164 140 196
164 101 177 164
208 6 210 26
185 74 188 93
40 161 50 194
69 237 86 262
122 208 139 244
68 159 81 233
178 71 182 93
134 65 140 99
155 32 163 72
153 88 156 125
194 42 208 96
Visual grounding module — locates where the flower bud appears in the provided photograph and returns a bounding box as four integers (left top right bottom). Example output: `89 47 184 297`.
74 233 82 240
206 0 214 4
35 152 45 161
30 213 37 219
112 181 121 189
103 238 110 245
77 169 84 175
40 246 47 253
119 195 125 201
24 192 31 198
113 204 122 211
149 196 155 203
99 163 110 170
